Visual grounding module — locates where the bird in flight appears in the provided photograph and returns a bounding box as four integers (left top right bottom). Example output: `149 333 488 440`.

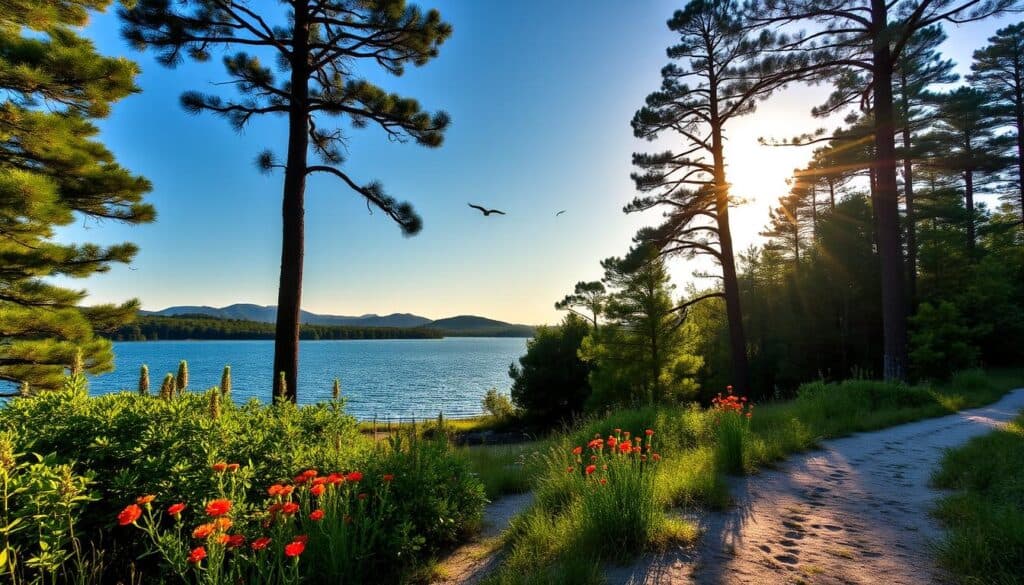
556 210 567 216
468 203 506 216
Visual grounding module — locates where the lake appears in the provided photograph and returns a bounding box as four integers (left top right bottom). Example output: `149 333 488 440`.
90 338 529 420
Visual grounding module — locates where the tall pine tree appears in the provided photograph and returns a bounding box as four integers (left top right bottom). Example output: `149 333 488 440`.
628 0 809 395
969 22 1024 223
121 0 451 401
0 0 153 393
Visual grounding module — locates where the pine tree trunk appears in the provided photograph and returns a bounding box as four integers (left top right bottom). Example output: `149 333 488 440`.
900 74 917 311
711 126 752 396
965 169 976 254
1015 84 1024 223
871 0 909 382
272 5 311 402
829 180 836 210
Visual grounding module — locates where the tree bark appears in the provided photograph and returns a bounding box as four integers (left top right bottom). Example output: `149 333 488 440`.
900 74 918 310
965 168 976 254
272 3 311 402
871 0 909 382
1015 75 1024 223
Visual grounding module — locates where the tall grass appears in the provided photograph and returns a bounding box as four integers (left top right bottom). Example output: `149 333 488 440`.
932 412 1024 585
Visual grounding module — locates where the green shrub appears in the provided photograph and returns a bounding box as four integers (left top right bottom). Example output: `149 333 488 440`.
509 314 592 425
710 390 753 475
0 379 485 584
481 388 517 422
910 301 980 381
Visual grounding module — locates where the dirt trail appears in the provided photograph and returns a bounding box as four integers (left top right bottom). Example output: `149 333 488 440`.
608 388 1024 585
433 492 533 585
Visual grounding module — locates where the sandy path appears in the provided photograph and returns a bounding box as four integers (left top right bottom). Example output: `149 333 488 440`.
433 492 533 585
609 388 1024 585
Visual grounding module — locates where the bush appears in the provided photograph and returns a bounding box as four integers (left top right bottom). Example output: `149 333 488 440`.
0 376 485 584
509 314 592 425
481 388 517 422
909 301 980 380
709 388 753 475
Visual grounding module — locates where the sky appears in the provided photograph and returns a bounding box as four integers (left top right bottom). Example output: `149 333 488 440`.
58 1 1020 325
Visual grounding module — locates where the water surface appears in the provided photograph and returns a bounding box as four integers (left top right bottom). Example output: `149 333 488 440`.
91 338 527 420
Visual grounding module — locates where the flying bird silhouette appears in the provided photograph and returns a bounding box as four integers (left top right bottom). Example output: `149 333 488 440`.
468 203 506 216
556 210 567 216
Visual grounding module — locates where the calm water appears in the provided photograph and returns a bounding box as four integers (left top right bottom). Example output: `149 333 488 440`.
90 338 528 420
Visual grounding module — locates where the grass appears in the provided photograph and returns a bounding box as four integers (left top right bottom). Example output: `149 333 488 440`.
931 410 1024 585
460 443 540 499
472 368 1024 584
358 414 505 436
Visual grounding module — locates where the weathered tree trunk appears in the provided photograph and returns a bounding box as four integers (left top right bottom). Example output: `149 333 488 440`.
272 4 311 402
1015 83 1024 223
871 0 909 382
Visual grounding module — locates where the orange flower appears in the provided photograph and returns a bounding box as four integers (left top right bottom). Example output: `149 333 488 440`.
251 536 272 551
187 546 207 564
225 534 245 549
281 502 299 515
346 471 363 482
267 484 285 497
302 469 318 479
217 534 231 545
585 464 596 475
600 478 607 485
567 466 574 473
167 503 186 517
326 473 345 485
118 504 142 526
613 428 621 435
215 517 232 531
211 462 228 473
312 477 328 486
205 499 231 517
619 442 632 454
383 474 395 482
310 484 325 497
192 523 215 539
136 495 156 505
645 429 654 436
227 463 240 472
284 540 305 558
309 509 325 521
652 453 662 462
280 485 294 496
572 446 583 456
606 436 618 448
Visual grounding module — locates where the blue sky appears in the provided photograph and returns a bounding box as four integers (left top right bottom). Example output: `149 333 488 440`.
59 1 1017 325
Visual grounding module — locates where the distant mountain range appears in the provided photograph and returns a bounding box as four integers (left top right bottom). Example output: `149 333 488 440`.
140 304 535 337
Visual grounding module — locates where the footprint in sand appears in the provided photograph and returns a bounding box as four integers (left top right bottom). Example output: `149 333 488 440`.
774 554 799 565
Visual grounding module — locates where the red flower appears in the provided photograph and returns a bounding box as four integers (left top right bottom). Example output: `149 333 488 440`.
382 474 395 482
192 523 215 539
310 484 325 497
211 462 228 473
613 428 622 435
312 477 328 486
567 466 574 473
606 436 618 448
293 535 309 544
251 536 272 551
652 453 662 462
136 495 155 505
267 484 285 497
167 503 186 517
619 442 632 454
281 502 300 515
357 493 367 501
326 473 345 485
187 546 207 564
585 464 597 475
225 534 246 549
572 446 583 456
205 499 231 517
600 478 607 485
302 469 318 479
284 540 306 558
118 504 142 526
309 509 325 521
645 429 654 436
346 471 363 482
227 463 240 472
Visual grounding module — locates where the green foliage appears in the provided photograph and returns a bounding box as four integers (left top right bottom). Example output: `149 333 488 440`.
509 313 592 425
220 365 231 397
581 256 702 410
932 412 1024 585
0 0 153 391
138 364 149 396
481 388 516 422
0 378 485 583
909 301 980 380
175 359 189 393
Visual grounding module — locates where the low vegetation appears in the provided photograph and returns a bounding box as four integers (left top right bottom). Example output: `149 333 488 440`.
932 411 1024 585
0 371 484 583
473 369 1022 584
